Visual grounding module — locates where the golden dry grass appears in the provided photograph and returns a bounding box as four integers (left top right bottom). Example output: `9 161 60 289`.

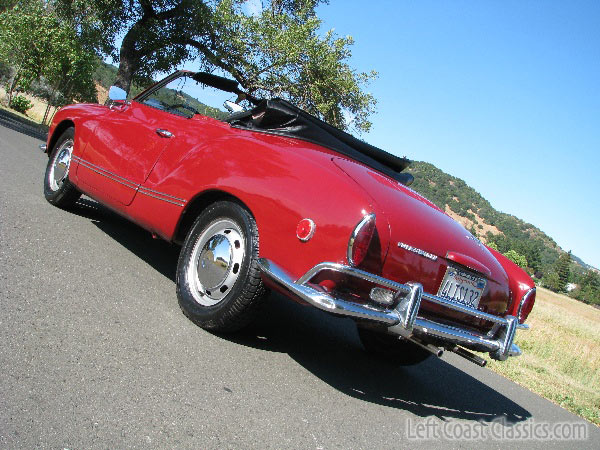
487 287 600 425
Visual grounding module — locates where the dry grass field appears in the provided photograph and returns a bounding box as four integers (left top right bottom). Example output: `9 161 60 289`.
0 83 107 124
487 287 600 425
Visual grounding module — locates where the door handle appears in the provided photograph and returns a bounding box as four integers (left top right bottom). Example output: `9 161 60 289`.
156 129 174 138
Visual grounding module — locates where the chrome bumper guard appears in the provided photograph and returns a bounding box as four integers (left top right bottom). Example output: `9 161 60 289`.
258 259 527 361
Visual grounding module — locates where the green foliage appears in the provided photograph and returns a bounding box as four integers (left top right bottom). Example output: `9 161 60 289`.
0 1 98 116
556 251 572 293
503 250 528 269
55 0 376 132
571 270 600 305
9 94 32 113
214 2 378 132
542 271 562 292
0 60 12 85
94 61 119 89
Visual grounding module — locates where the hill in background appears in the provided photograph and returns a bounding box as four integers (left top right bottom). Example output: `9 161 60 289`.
407 161 592 278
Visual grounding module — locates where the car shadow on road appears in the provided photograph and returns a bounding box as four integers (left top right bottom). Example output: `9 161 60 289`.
69 197 180 282
67 197 531 425
0 108 48 141
228 294 532 425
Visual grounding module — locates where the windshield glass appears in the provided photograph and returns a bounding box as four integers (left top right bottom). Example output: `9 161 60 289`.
136 74 240 120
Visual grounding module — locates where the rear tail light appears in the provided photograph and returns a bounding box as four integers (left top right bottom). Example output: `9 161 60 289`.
517 288 536 323
347 213 376 267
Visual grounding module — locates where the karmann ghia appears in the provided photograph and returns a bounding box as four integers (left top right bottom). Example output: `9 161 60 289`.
42 70 536 366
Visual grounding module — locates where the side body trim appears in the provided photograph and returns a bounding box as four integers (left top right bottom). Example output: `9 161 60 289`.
72 155 187 207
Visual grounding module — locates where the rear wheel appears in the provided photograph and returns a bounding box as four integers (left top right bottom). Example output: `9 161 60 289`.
357 326 431 366
176 201 268 332
43 127 81 208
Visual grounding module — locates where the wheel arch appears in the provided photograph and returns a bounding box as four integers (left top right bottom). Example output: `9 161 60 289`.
173 189 252 245
47 120 75 156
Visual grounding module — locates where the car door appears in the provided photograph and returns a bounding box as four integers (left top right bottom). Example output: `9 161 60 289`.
76 73 200 206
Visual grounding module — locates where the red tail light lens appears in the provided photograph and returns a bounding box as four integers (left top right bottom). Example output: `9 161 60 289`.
348 213 376 267
518 288 536 323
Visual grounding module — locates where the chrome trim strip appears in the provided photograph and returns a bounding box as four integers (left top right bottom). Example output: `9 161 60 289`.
421 291 506 325
75 156 187 207
495 315 518 361
138 186 186 203
297 262 411 292
297 262 508 326
137 189 185 207
259 258 525 360
390 282 422 332
39 144 47 152
259 259 398 324
412 318 501 352
75 157 139 190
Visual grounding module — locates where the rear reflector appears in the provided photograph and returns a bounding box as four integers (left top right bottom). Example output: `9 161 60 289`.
347 213 376 266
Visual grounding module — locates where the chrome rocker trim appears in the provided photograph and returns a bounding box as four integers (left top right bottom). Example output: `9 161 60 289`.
258 259 528 361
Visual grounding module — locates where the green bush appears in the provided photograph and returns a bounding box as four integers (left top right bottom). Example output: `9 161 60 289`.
10 95 33 114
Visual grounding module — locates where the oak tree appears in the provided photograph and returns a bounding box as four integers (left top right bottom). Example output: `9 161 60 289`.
55 0 377 131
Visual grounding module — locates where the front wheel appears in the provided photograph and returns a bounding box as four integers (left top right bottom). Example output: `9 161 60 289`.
357 326 431 366
176 201 268 332
43 127 81 208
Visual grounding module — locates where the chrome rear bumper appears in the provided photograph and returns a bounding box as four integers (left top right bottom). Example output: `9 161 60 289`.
258 259 527 361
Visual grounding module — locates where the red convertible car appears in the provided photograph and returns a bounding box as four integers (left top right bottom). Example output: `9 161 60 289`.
42 70 535 366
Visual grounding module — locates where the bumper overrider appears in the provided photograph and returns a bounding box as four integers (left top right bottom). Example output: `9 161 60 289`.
258 259 531 363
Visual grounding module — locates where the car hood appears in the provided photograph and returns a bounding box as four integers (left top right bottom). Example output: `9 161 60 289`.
333 158 508 286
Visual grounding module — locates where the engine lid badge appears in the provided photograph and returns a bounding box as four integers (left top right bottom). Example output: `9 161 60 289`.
398 242 438 261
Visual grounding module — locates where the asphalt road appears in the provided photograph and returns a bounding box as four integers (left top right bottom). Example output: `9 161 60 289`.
1 113 598 449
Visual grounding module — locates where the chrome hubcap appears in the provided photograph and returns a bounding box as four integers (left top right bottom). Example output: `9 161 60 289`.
48 139 73 191
189 219 245 306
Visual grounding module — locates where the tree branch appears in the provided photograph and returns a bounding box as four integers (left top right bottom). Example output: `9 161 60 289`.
186 38 247 87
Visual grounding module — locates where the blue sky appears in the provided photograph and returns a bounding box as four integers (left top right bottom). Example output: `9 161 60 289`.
311 0 600 269
114 1 599 269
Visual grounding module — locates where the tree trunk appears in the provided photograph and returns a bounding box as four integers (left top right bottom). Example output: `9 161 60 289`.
114 53 137 95
42 102 52 125
7 70 20 106
114 21 146 95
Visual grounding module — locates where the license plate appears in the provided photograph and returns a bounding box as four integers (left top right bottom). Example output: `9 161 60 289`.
437 267 486 308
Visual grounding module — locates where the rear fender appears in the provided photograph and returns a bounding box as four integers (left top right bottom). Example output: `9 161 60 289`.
144 134 390 280
486 246 535 318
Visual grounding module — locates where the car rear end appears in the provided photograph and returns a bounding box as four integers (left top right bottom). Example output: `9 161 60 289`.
258 158 535 366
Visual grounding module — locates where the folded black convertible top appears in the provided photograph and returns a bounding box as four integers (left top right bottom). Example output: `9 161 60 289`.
227 99 412 184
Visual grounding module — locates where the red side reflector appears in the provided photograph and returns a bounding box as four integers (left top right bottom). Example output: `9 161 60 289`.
296 218 316 241
348 214 376 266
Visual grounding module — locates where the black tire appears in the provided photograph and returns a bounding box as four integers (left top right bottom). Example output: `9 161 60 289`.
43 127 81 208
176 201 268 332
357 326 431 366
